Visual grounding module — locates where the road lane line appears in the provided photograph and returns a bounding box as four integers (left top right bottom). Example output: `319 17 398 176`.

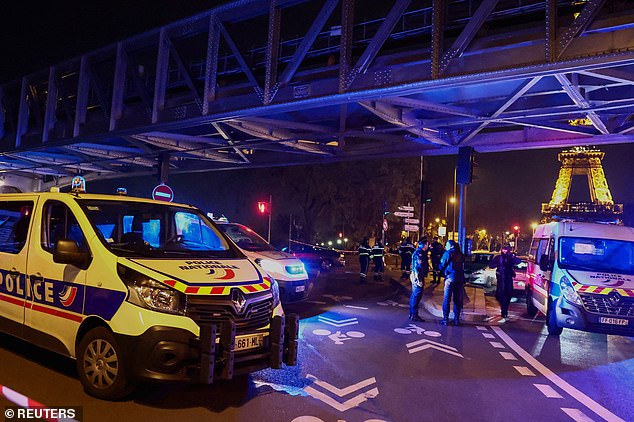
482 333 495 339
513 366 536 376
476 326 488 331
499 351 518 361
561 408 595 422
534 384 563 399
490 341 505 349
344 305 369 310
492 326 625 422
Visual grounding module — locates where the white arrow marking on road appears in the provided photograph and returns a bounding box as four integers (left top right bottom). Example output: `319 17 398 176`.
304 375 379 412
318 316 359 327
406 339 463 358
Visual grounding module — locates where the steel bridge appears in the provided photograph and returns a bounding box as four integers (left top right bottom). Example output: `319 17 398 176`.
1 0 634 189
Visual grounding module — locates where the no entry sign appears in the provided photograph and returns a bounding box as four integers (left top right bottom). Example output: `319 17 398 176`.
152 184 174 202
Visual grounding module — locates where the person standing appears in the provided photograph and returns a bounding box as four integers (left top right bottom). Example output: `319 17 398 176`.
430 236 444 284
371 239 385 281
398 237 415 279
438 240 466 325
358 237 372 284
408 239 430 322
488 245 521 323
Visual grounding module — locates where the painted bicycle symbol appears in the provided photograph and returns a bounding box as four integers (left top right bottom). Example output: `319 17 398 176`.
394 324 441 338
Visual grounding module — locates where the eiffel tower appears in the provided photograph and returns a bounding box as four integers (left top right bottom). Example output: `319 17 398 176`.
541 147 623 224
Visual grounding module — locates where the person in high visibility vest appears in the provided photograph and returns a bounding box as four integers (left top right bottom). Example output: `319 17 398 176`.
358 237 372 284
398 237 416 279
371 240 385 281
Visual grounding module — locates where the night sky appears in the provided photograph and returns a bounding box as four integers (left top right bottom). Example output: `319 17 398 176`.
2 2 634 238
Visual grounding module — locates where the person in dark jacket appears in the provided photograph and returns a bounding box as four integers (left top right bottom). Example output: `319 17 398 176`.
371 240 385 281
438 240 465 325
430 236 444 284
398 238 416 279
408 239 430 322
488 245 521 323
358 238 372 284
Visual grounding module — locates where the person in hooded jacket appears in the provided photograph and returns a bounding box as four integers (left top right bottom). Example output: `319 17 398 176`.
488 245 521 323
438 240 466 325
358 237 372 284
408 238 430 322
398 237 416 279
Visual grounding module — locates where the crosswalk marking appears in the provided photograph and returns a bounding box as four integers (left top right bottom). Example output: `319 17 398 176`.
534 384 562 399
490 341 505 349
476 326 488 331
561 408 594 422
513 366 536 376
482 333 495 339
499 351 517 361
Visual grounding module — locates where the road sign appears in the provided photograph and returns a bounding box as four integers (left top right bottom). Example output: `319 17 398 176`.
404 218 419 224
398 205 415 211
152 184 174 202
383 219 388 231
404 224 419 232
394 211 414 218
438 226 447 236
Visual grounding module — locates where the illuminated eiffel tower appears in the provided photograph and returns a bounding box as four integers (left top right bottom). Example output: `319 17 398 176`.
541 147 623 223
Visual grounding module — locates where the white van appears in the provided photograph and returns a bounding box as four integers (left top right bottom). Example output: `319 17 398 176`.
0 191 298 400
216 222 311 304
526 221 634 336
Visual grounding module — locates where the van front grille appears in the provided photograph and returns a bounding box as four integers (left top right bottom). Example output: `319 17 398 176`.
186 293 273 332
581 294 634 317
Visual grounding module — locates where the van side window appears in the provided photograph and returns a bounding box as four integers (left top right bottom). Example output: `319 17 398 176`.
536 238 549 262
41 201 87 253
0 201 33 254
528 239 539 262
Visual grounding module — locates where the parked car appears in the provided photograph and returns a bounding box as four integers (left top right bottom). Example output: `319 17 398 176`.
469 253 527 293
283 243 346 272
464 251 495 284
216 222 311 304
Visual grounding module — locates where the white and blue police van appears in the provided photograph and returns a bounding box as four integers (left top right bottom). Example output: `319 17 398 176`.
0 188 298 400
526 221 634 336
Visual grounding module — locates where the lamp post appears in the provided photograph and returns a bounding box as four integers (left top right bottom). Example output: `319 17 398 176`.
445 196 456 240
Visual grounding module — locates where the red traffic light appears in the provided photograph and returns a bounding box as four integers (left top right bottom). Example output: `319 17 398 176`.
257 201 269 214
513 225 520 232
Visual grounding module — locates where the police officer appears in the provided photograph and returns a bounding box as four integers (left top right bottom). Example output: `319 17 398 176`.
430 236 444 284
371 240 385 281
409 239 430 322
398 237 416 279
488 245 521 323
358 237 372 284
438 240 466 325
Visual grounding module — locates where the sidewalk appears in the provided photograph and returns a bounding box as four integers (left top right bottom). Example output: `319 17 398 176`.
384 266 488 323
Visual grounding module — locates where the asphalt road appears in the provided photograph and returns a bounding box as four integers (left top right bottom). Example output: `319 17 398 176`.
0 269 632 422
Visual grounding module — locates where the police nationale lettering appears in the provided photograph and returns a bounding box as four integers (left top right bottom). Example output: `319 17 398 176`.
178 260 239 271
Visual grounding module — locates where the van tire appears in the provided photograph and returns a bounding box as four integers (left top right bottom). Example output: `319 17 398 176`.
546 298 563 336
76 327 134 400
526 285 538 317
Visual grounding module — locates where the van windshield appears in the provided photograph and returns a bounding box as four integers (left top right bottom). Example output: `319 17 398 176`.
78 199 242 259
559 237 634 275
218 223 275 252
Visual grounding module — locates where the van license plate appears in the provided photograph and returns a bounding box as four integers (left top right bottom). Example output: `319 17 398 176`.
295 285 305 292
599 317 628 326
235 334 264 351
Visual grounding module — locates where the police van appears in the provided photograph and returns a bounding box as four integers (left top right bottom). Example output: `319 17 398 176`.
0 188 298 400
215 221 311 304
525 221 634 336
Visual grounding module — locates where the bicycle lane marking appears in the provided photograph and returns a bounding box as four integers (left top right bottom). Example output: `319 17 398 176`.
491 326 626 422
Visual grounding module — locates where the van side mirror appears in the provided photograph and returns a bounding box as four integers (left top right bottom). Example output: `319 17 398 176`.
53 239 91 270
538 254 551 272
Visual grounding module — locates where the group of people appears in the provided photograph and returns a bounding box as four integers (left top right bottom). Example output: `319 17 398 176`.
360 235 520 326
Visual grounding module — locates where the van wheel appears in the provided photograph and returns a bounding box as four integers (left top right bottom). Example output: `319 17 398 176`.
76 327 134 400
546 298 563 336
526 285 538 317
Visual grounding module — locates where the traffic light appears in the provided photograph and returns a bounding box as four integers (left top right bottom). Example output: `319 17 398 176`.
257 201 269 215
425 197 432 203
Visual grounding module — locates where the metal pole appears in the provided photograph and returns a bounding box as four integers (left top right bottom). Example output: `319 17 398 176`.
288 213 292 252
419 156 425 239
458 183 467 252
268 194 272 243
452 166 457 240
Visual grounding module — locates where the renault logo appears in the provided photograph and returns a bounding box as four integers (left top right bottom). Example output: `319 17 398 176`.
231 289 247 314
606 291 621 307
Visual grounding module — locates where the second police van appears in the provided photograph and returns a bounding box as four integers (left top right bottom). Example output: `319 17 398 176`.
0 184 298 400
526 220 634 336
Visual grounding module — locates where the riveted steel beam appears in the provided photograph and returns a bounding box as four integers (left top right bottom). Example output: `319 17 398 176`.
152 28 170 124
203 15 220 115
557 0 606 59
15 77 30 148
431 0 445 79
212 122 251 163
279 0 339 87
546 0 557 62
264 0 282 105
43 66 58 143
110 42 128 131
338 0 354 93
167 38 202 109
345 0 411 89
216 17 262 93
74 57 90 138
554 73 609 134
440 0 499 74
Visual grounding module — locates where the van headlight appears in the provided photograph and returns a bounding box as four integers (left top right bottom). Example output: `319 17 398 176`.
255 258 284 274
268 276 281 308
118 264 185 315
560 276 582 307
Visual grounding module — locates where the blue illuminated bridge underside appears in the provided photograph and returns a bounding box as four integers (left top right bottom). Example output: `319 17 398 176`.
1 0 634 187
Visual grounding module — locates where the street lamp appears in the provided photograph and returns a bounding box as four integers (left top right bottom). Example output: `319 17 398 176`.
445 196 456 240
